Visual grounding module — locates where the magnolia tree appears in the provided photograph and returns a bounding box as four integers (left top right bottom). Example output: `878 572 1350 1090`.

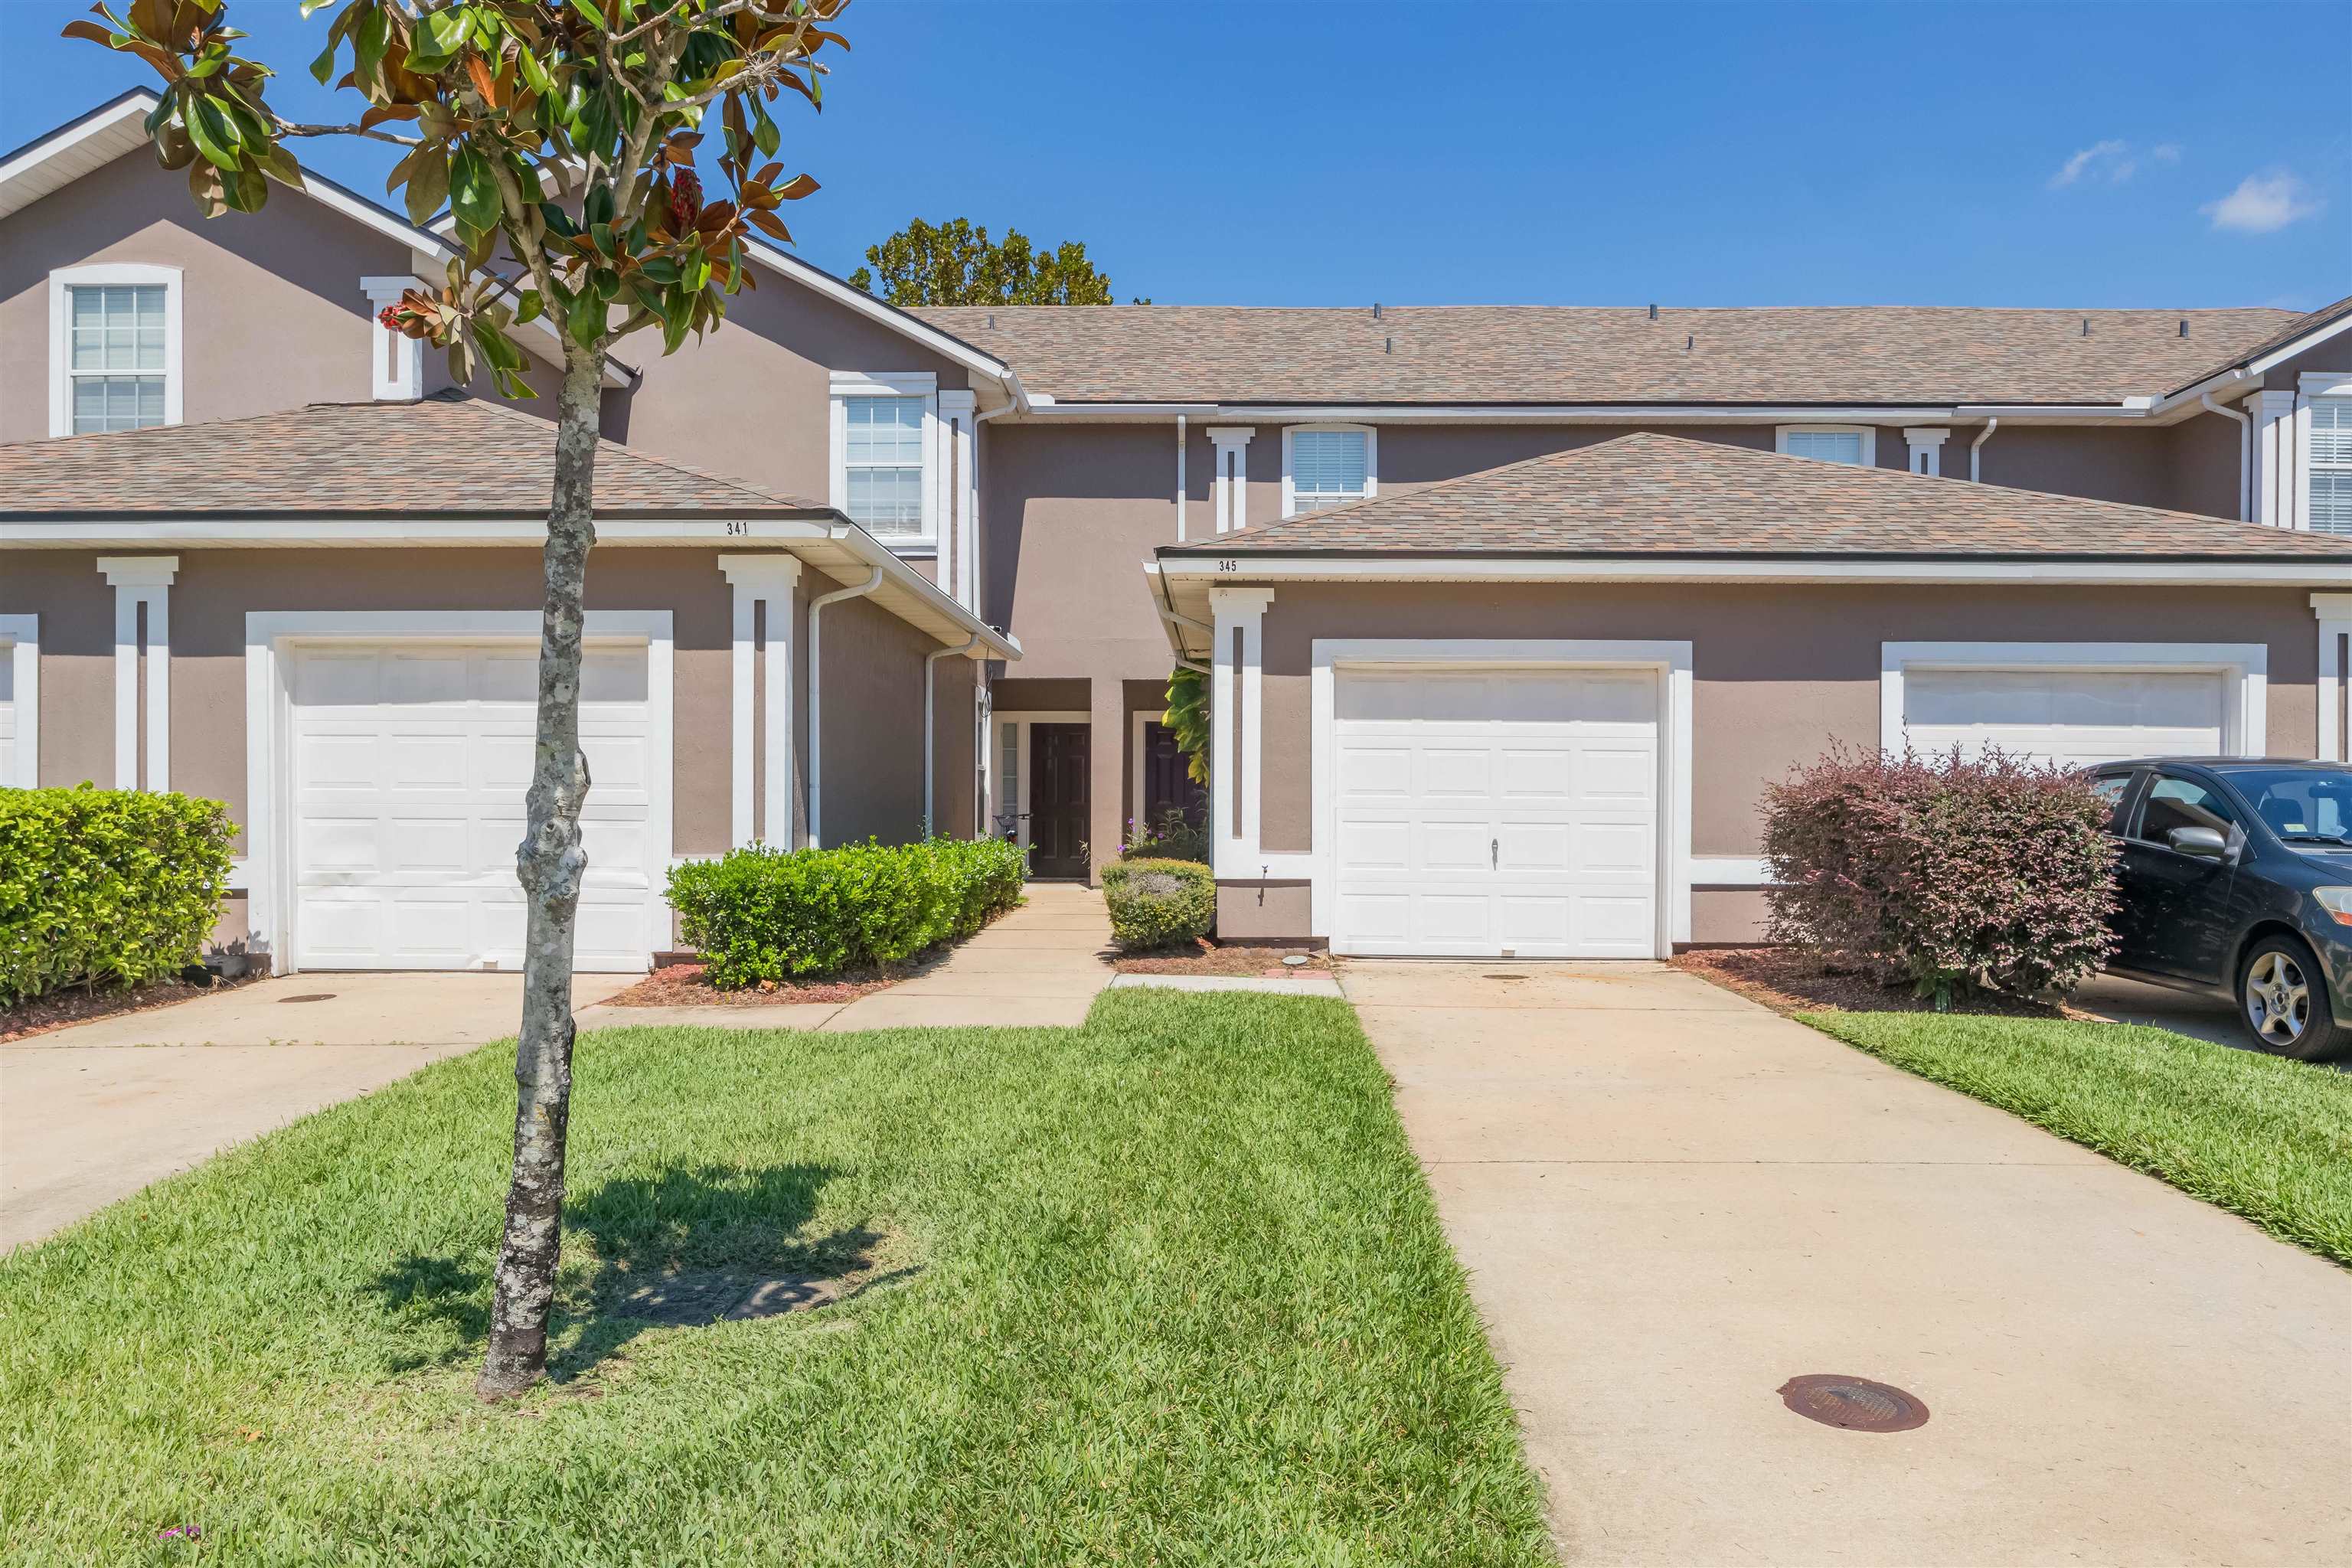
70 0 843 1399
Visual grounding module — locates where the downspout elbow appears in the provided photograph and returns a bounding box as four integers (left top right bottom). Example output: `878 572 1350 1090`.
806 566 884 849
2202 393 2252 521
1968 417 1998 484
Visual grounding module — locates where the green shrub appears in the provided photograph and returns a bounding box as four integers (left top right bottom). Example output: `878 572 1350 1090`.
665 836 1027 987
1122 806 1208 865
1102 856 1217 952
0 786 237 1006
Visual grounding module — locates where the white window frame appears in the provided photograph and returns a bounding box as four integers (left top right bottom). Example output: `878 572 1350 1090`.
0 614 38 789
49 263 184 439
243 609 674 976
2301 371 2352 537
1775 424 1877 467
1281 423 1377 518
1305 639 1697 957
829 371 939 551
1878 641 2269 760
989 709 1088 852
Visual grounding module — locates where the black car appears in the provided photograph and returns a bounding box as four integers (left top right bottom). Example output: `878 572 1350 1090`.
2087 758 2352 1061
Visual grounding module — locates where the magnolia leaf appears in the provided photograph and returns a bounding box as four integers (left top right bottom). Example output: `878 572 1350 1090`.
514 289 544 325
186 155 226 217
401 145 449 226
181 95 238 167
307 32 336 83
448 142 499 237
358 103 419 132
60 18 116 46
258 142 302 188
464 53 497 106
773 172 818 202
747 208 791 243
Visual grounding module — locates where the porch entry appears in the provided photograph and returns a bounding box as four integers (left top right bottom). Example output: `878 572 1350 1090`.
1030 722 1090 878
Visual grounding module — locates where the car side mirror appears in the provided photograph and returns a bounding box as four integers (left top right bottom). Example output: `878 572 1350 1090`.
2168 825 2228 859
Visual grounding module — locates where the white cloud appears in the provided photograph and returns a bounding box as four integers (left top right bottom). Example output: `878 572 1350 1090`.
2050 139 2128 188
2151 142 2183 165
2202 170 2324 234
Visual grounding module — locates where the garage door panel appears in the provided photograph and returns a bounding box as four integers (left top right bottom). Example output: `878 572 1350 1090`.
1902 667 2226 769
289 642 652 972
1333 665 1660 959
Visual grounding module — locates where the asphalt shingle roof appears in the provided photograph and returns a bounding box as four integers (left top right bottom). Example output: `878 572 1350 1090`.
0 390 823 518
2166 292 2352 395
914 304 2298 407
1161 433 2352 560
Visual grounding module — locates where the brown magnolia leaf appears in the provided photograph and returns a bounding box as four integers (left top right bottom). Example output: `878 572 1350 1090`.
59 18 115 46
185 156 225 218
773 173 818 201
747 208 792 243
751 161 782 189
358 103 419 131
694 199 737 235
464 53 497 106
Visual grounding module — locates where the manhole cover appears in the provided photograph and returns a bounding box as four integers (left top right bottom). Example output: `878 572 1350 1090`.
277 994 336 1004
1778 1374 1929 1432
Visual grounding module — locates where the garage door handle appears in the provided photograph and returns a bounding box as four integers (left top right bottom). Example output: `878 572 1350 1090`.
1491 837 1498 869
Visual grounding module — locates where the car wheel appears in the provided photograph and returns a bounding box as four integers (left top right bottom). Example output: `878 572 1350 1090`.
2238 936 2352 1062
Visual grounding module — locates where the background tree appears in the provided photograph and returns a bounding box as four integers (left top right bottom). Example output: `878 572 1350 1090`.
848 215 1137 305
70 0 839 1400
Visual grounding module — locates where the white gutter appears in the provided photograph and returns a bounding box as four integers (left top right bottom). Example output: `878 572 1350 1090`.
2203 394 2253 521
1145 562 1214 668
1969 418 1998 483
805 565 884 849
923 634 982 835
1153 554 2352 587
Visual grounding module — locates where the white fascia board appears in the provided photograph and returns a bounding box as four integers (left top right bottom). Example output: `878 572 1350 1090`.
2 515 833 547
1018 403 1966 425
0 90 155 217
1153 554 2352 587
2248 310 2352 377
820 520 1022 661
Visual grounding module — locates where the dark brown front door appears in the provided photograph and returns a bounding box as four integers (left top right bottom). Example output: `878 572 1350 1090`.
1030 723 1090 878
1141 720 1207 828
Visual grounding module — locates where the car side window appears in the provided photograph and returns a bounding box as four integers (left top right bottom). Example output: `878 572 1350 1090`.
2086 772 2138 835
2135 772 2239 847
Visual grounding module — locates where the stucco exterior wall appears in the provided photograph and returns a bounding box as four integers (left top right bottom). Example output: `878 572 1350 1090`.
0 152 414 443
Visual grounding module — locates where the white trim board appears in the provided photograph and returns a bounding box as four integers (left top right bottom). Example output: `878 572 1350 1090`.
0 614 37 788
1154 555 2352 587
1878 641 2269 757
989 710 1089 852
49 263 183 439
1280 423 1377 519
1308 639 1696 958
242 609 674 975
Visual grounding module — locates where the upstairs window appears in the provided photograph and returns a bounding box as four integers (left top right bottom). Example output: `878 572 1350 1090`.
2312 396 2352 537
830 372 936 546
49 264 181 439
1284 425 1376 516
1776 426 1877 466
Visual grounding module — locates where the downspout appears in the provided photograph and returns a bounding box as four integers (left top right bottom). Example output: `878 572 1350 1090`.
805 566 884 849
1968 417 1998 483
924 634 982 835
1175 413 1187 543
2202 393 2252 521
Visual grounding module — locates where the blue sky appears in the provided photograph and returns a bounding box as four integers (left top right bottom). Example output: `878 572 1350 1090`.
6 1 2345 309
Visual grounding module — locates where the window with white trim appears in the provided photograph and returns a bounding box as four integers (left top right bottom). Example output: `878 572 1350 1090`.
829 371 937 547
2312 397 2352 536
49 264 182 439
1775 425 1877 466
1283 425 1375 516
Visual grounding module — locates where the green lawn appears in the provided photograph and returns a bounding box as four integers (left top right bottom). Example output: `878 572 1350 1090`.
1800 1011 2352 1265
0 990 1550 1567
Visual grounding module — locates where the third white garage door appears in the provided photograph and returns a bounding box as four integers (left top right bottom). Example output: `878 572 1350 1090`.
288 641 656 972
1331 667 1660 958
1899 668 2226 769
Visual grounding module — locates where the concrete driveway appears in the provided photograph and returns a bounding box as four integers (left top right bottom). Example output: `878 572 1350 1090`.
1343 961 2352 1566
2 972 626 1251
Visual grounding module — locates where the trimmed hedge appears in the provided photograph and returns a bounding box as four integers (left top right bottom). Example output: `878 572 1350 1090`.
665 836 1027 988
1103 856 1217 952
1 786 237 1006
1762 745 2119 1003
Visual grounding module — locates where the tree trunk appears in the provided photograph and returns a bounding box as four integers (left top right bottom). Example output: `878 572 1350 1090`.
477 344 606 1401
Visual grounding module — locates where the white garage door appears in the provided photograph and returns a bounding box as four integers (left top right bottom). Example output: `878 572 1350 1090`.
0 652 15 785
289 642 655 972
1333 667 1660 958
1900 668 2225 769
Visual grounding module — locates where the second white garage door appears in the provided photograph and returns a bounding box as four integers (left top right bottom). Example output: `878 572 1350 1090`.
1899 668 2226 769
1332 667 1660 959
288 642 656 972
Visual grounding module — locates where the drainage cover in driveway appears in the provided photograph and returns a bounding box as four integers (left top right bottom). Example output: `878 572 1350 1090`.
1778 1374 1930 1432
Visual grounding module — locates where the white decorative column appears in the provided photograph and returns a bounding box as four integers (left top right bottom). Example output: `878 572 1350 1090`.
1902 427 1951 477
938 389 977 609
2316 593 2352 763
98 556 177 790
1207 427 1255 534
360 276 426 401
1210 586 1274 879
718 554 803 846
2250 390 2301 528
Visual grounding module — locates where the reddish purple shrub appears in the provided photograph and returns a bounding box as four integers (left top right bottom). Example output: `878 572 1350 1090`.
1760 746 2119 1002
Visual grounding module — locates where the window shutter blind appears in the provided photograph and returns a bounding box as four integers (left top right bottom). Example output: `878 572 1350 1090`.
1292 430 1368 511
1782 430 1867 466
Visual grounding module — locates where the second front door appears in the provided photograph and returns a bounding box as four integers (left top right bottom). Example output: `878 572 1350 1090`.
1030 723 1090 879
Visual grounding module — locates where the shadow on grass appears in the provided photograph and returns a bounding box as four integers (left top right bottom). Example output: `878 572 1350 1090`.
367 1162 899 1379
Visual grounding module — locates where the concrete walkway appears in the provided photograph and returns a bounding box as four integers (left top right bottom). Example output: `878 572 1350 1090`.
1341 960 2352 1566
3 973 629 1250
580 881 1117 1033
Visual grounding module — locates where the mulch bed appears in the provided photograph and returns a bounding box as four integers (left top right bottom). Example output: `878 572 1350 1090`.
1112 941 1338 978
598 961 909 1008
0 969 264 1044
1671 945 2066 1020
